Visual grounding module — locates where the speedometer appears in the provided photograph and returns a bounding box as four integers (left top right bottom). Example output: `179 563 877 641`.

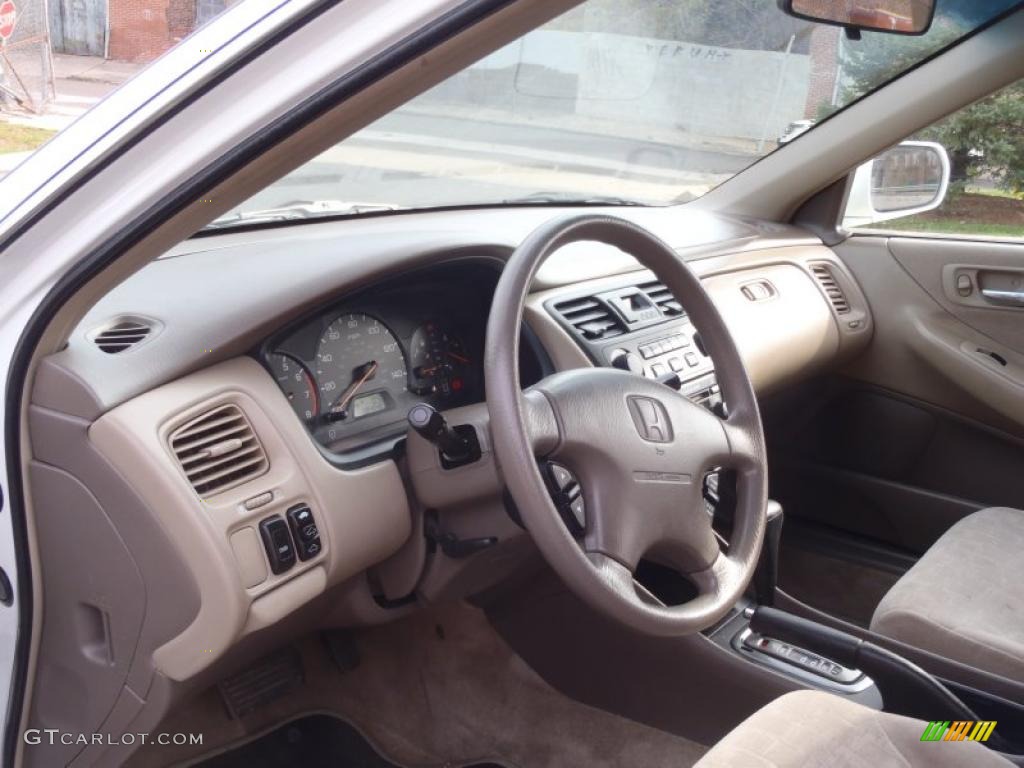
315 313 407 422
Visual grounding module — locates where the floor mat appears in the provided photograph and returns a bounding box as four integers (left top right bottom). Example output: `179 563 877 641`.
193 714 503 768
129 603 706 768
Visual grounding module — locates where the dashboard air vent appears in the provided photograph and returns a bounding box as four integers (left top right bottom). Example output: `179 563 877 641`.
90 318 154 353
809 264 850 315
170 404 269 496
639 280 684 318
553 295 625 340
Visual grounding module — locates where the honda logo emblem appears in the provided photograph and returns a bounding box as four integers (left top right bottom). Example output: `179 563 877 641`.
627 396 673 443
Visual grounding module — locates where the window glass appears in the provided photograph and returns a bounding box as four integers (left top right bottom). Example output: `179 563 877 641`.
212 0 1019 228
851 78 1024 239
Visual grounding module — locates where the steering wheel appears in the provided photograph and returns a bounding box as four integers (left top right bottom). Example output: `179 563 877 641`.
485 215 767 636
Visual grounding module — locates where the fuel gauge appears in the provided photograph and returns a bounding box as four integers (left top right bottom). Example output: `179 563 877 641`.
409 322 470 399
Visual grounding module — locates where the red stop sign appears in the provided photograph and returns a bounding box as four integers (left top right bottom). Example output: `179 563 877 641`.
0 1 16 42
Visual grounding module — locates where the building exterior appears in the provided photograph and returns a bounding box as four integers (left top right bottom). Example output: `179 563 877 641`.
49 0 229 61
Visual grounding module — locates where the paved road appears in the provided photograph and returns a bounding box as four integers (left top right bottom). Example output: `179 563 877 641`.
232 110 753 217
375 111 753 175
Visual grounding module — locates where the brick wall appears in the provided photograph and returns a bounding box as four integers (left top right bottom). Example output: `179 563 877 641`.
108 0 194 62
803 25 840 118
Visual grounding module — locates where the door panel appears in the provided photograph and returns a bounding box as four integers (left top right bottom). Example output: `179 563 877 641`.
834 235 1024 437
767 233 1024 556
890 238 1024 355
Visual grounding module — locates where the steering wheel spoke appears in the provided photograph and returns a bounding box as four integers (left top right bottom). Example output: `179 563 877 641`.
720 414 763 473
586 551 666 608
522 387 561 457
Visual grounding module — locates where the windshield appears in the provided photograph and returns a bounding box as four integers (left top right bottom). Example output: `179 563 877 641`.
216 0 1019 227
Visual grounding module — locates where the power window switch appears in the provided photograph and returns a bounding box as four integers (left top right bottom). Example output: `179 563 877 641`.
287 504 322 561
259 516 296 574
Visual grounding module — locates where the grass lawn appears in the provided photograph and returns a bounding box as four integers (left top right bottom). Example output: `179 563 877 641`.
0 122 57 154
881 218 1024 238
858 191 1024 239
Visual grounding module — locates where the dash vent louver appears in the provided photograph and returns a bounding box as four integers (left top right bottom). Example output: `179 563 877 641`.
809 264 851 315
90 318 154 353
639 280 684 317
553 295 626 340
170 404 269 496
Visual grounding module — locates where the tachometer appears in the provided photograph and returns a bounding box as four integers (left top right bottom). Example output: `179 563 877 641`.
267 353 319 423
315 313 407 422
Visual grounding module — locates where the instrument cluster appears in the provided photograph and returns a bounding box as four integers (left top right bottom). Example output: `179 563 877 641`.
259 262 544 460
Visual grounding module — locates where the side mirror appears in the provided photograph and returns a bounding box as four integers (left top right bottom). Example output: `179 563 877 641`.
843 141 950 229
779 0 935 35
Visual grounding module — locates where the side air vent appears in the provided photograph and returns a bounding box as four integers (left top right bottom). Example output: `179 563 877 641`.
170 404 269 496
553 295 626 340
89 317 156 353
639 281 684 318
809 264 850 315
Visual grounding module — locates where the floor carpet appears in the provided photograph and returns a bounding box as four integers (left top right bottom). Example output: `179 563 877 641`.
193 714 504 768
128 602 707 768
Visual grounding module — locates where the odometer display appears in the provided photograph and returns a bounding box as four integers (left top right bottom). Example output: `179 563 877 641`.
351 392 389 419
315 313 407 422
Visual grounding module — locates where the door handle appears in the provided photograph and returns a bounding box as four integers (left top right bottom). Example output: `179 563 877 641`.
980 287 1024 307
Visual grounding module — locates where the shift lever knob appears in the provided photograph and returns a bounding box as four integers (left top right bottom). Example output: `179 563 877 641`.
408 403 469 460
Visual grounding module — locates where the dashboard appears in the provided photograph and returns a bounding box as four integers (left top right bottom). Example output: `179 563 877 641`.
28 204 875 762
258 261 547 459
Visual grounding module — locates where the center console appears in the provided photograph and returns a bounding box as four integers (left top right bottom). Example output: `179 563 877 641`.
711 499 1024 758
544 279 721 410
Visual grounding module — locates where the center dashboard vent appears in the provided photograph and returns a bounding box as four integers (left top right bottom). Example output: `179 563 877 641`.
552 295 626 341
170 404 269 496
638 280 684 318
809 263 850 315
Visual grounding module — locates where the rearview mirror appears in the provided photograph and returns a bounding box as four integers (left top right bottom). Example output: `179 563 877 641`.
780 0 935 35
843 141 950 229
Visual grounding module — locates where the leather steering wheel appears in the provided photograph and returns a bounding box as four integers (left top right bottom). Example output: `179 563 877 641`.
485 215 768 636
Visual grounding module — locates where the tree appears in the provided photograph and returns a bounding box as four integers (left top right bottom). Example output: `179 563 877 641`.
917 82 1024 193
837 19 1024 194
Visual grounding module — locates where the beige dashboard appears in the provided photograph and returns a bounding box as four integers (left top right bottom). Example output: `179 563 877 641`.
88 357 411 681
23 213 873 765
71 239 869 684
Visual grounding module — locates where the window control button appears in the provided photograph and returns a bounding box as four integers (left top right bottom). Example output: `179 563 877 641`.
287 505 322 561
259 516 296 574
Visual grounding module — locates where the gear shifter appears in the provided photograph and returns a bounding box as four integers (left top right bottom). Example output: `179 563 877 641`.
753 499 784 606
